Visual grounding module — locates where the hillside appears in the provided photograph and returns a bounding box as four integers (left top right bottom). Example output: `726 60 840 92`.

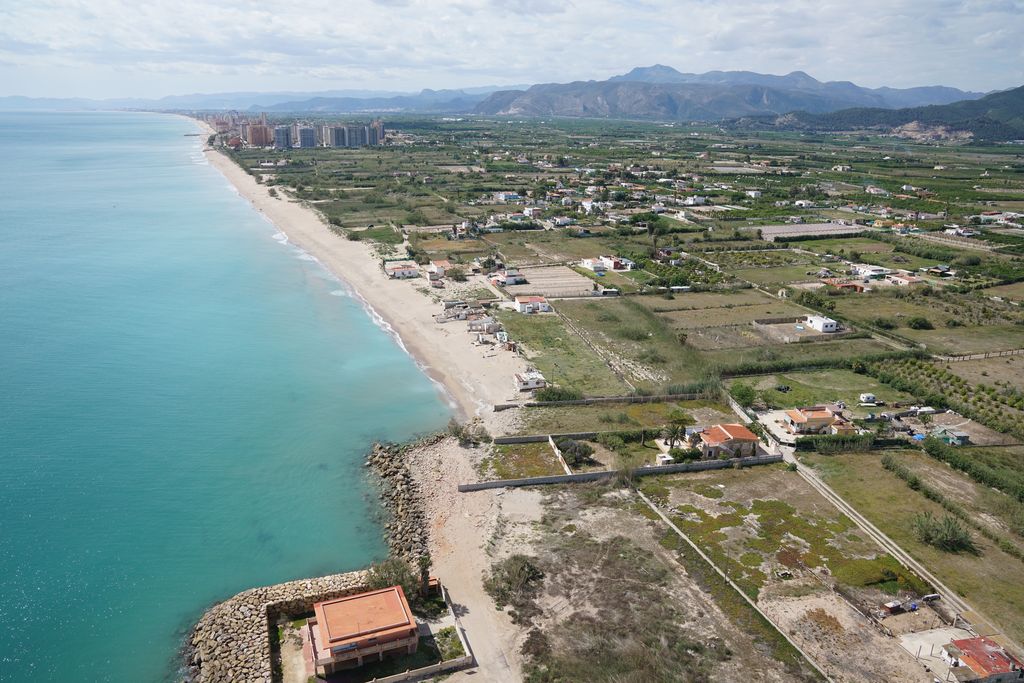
474 67 984 121
608 65 981 108
767 85 1024 141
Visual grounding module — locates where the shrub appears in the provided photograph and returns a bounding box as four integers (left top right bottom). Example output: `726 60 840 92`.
730 382 757 407
534 386 583 402
366 558 426 609
484 555 543 610
447 267 467 282
346 230 362 241
556 439 595 466
447 418 490 447
871 317 898 330
906 317 934 330
668 448 701 463
912 512 976 553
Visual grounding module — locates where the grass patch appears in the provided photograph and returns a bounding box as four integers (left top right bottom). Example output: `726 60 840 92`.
496 311 628 396
804 451 1024 642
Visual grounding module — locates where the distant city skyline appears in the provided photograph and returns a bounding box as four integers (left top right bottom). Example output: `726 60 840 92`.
1 0 1023 98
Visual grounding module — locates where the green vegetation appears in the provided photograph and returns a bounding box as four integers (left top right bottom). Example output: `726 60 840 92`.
805 451 1024 641
433 626 466 661
867 358 1024 440
483 443 564 480
496 311 628 396
912 512 977 554
484 554 544 617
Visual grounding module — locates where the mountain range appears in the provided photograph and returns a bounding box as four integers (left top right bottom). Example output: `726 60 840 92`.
0 66 984 119
751 84 1024 141
473 65 985 119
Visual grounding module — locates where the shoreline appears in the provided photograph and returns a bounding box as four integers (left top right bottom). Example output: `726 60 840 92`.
190 119 527 426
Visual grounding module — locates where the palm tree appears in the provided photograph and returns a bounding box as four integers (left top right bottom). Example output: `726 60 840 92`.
662 424 685 450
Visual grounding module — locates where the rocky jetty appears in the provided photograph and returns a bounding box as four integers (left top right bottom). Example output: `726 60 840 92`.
184 434 445 682
365 434 445 563
184 570 367 683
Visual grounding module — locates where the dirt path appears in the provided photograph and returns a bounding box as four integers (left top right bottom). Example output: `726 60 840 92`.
408 437 525 682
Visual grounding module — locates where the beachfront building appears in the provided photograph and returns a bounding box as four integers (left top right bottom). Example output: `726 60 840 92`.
427 259 452 280
308 586 418 676
514 370 547 391
688 423 759 458
514 296 551 314
384 261 420 279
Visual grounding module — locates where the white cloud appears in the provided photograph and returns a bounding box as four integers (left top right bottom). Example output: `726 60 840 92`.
0 0 1021 97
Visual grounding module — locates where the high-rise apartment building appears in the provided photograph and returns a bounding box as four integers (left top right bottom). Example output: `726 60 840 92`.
248 124 273 147
297 127 317 148
273 126 292 149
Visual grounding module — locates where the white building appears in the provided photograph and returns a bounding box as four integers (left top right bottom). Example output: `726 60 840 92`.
683 196 707 206
851 263 893 279
859 393 877 404
580 258 608 272
745 190 763 198
514 296 551 314
492 269 527 286
599 255 635 271
384 261 420 279
806 315 838 333
427 259 452 279
514 370 547 391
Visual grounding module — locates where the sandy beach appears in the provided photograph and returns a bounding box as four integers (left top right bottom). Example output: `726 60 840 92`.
198 132 526 429
194 122 534 681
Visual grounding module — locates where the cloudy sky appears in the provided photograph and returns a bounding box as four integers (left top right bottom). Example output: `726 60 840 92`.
1 0 1022 98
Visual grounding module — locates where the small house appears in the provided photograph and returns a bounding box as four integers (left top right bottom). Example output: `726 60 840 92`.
427 259 452 280
384 261 419 279
690 423 759 458
859 393 878 405
941 636 1023 683
514 296 551 314
785 406 843 435
514 370 547 391
806 315 838 333
580 257 608 273
308 586 418 676
492 269 527 286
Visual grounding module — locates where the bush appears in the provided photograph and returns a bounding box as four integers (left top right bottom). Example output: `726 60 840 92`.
534 386 583 402
794 433 876 454
447 267 467 282
912 512 976 553
346 230 361 241
484 555 543 610
906 316 934 330
871 317 898 330
366 558 428 609
730 382 757 407
447 418 491 447
556 439 595 466
668 448 701 463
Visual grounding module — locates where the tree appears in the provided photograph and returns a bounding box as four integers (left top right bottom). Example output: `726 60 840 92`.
731 382 757 407
447 267 467 282
367 558 419 605
662 424 685 450
417 554 433 597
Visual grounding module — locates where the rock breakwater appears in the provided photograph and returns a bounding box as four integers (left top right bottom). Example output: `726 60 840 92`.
184 570 367 682
365 434 445 563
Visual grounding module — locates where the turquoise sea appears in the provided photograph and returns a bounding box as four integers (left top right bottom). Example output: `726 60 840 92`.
0 111 451 681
